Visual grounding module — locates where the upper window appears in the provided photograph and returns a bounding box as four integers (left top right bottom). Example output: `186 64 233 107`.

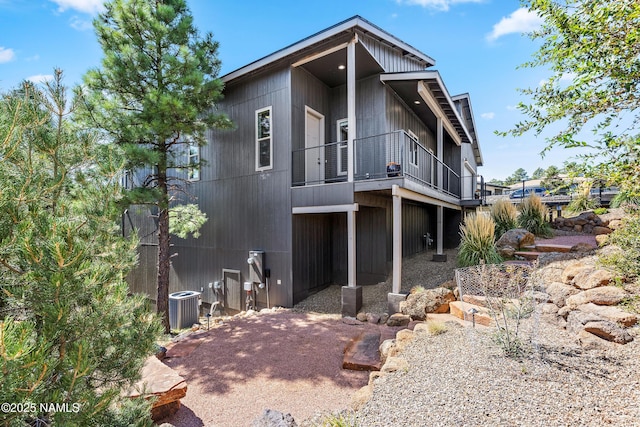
256 107 273 171
188 143 200 181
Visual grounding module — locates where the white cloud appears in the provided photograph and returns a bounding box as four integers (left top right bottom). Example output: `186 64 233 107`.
70 15 93 31
27 74 54 84
487 8 543 41
0 46 15 63
396 0 484 12
506 105 518 111
49 0 104 15
481 112 495 120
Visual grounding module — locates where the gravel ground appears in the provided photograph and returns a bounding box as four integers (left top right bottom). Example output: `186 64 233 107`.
356 317 640 427
292 248 459 315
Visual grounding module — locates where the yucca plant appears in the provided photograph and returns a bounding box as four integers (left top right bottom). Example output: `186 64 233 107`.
518 195 553 237
457 213 502 267
490 199 518 239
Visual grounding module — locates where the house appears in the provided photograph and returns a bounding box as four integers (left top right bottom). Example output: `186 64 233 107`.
127 16 484 316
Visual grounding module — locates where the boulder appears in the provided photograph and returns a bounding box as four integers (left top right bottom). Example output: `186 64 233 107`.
572 269 613 290
386 313 411 327
566 310 605 334
561 262 593 285
496 229 535 251
380 356 409 373
366 313 381 324
351 385 373 411
570 242 595 253
127 357 187 422
584 321 634 344
595 234 609 246
593 226 613 235
608 219 623 230
356 312 368 322
565 286 628 308
399 287 455 320
545 281 581 307
498 245 516 258
576 303 638 327
251 409 297 427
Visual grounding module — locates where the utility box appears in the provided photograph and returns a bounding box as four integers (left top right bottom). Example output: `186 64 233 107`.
169 291 201 330
247 250 265 284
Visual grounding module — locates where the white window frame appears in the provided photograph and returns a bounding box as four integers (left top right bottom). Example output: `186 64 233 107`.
408 130 419 167
256 106 273 171
187 142 200 181
336 118 348 176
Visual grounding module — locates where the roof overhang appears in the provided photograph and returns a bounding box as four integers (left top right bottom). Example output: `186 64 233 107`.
452 93 483 165
222 16 435 84
380 71 475 147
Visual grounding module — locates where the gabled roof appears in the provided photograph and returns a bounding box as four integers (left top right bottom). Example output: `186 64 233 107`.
221 15 436 84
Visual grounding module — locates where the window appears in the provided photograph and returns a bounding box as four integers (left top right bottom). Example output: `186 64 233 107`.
337 118 348 176
188 143 200 181
256 107 272 171
408 130 419 166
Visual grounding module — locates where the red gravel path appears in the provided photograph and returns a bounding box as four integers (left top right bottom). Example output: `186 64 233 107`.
160 311 399 427
535 234 598 248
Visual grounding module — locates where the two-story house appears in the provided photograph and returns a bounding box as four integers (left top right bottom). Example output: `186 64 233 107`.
127 16 484 317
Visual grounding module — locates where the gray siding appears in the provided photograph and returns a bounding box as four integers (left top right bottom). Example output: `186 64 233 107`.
385 87 436 151
359 32 427 73
164 67 294 309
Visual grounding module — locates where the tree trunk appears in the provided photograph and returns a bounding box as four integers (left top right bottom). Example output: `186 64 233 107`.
157 161 171 334
157 204 171 334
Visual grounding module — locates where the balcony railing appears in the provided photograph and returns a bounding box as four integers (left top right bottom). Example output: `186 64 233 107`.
292 130 469 200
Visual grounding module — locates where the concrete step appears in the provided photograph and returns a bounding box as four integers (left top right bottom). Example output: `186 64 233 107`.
342 330 382 371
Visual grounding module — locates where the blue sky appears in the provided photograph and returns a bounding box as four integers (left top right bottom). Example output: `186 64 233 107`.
0 0 582 181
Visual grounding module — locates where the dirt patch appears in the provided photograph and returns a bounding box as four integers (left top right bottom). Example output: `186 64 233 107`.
160 311 400 426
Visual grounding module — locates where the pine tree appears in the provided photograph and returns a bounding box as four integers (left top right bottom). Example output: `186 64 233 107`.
0 71 161 425
78 0 231 333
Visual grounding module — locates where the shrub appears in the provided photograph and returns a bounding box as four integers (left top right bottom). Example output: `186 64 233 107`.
518 195 553 237
601 214 640 279
426 321 448 336
567 181 599 214
593 207 608 215
490 199 518 239
457 213 502 267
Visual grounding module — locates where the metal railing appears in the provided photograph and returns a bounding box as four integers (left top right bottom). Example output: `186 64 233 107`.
292 130 464 199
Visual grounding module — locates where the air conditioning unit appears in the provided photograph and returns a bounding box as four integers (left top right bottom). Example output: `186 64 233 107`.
169 291 201 330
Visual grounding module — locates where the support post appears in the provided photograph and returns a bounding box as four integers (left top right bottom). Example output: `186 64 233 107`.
342 208 361 316
347 36 357 183
432 205 447 262
388 185 406 313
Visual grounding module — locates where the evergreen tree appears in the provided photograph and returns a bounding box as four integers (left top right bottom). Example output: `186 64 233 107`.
531 167 545 179
79 0 231 333
504 168 529 185
0 71 161 426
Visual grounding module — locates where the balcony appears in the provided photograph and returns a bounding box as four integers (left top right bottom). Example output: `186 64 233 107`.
292 130 481 204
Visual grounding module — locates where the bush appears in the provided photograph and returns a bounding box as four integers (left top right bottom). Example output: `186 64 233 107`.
490 199 518 239
567 181 599 214
518 195 553 237
601 214 640 279
457 213 502 267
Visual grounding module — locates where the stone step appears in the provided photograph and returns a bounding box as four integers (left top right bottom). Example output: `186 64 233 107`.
342 330 382 371
514 251 542 261
449 301 494 327
535 243 573 253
